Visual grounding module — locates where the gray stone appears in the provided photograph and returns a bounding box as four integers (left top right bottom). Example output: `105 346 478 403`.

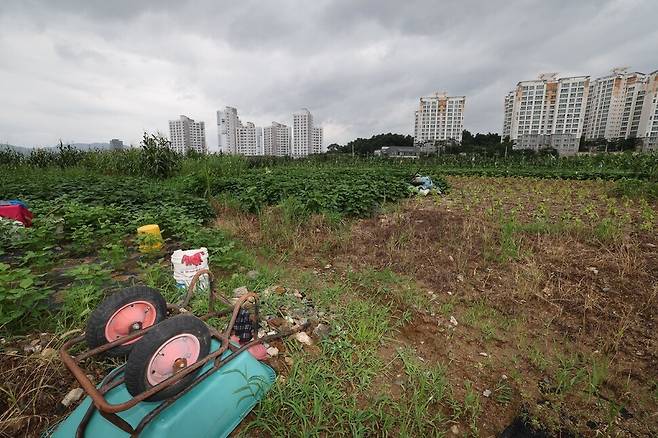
313 323 331 339
61 388 84 407
40 347 58 361
232 286 249 298
246 270 259 280
294 332 313 345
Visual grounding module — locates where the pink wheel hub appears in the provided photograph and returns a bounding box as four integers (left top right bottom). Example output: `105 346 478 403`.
147 333 201 386
104 301 158 345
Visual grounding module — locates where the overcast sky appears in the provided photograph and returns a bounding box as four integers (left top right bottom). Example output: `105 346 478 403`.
0 0 656 148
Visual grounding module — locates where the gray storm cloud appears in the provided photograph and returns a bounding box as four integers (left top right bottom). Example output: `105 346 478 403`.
0 0 656 147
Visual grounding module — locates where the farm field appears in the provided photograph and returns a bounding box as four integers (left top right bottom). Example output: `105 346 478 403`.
0 151 657 437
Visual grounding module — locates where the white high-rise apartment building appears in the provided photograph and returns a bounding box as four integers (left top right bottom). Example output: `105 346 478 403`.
583 69 658 144
552 76 589 136
216 107 241 154
619 73 648 139
638 71 658 151
216 106 324 157
414 93 465 143
235 122 263 156
292 109 322 157
502 91 514 139
263 122 291 156
312 127 324 154
504 68 658 152
216 106 264 156
584 69 644 140
504 74 589 141
168 115 206 154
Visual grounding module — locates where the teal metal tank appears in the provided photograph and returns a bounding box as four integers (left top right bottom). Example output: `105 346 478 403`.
49 340 275 437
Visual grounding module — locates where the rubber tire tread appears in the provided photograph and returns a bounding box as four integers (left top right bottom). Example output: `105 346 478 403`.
124 314 211 401
85 286 167 357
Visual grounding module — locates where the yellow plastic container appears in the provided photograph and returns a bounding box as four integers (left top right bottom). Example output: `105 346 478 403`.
137 224 163 253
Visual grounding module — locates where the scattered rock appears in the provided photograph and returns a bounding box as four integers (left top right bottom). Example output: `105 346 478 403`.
266 346 279 357
284 356 294 366
232 286 249 298
479 352 489 357
292 290 303 299
619 406 633 420
267 318 288 329
294 332 313 346
456 274 464 282
448 255 454 262
449 316 458 326
24 343 42 354
61 388 84 407
501 374 508 380
40 347 58 361
451 424 459 435
246 270 259 280
587 266 599 275
483 389 492 397
324 264 332 269
313 323 331 340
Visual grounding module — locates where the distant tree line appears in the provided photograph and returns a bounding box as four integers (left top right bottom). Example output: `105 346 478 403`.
328 130 647 157
328 130 517 157
579 137 642 153
327 133 414 155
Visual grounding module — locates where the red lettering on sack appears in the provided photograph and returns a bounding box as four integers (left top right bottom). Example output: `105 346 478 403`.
182 252 203 266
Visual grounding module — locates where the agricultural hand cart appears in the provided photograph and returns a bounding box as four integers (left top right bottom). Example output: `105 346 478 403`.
52 269 307 437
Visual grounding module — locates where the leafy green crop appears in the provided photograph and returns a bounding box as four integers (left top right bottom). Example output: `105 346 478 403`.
185 167 450 217
0 262 50 327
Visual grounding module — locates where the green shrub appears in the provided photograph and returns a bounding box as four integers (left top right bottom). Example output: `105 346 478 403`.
139 132 181 179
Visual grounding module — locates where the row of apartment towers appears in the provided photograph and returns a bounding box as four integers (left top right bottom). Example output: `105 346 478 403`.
503 68 658 144
168 108 323 157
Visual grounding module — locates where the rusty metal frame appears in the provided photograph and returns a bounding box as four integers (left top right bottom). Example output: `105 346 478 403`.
59 269 307 437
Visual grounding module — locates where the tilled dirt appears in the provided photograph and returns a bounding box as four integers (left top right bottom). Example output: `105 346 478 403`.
336 194 658 437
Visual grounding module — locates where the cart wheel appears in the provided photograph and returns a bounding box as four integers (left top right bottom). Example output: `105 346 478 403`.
85 286 167 357
125 314 211 401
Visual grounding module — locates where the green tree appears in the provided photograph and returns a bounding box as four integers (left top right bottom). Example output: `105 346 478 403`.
339 133 414 155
